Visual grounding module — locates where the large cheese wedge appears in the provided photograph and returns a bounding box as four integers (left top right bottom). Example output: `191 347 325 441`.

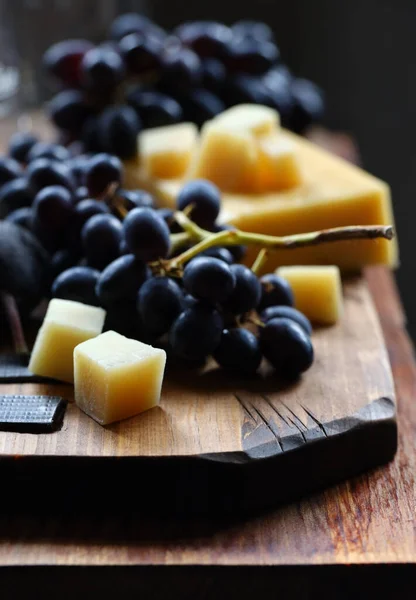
213 104 280 137
255 134 302 192
145 129 397 273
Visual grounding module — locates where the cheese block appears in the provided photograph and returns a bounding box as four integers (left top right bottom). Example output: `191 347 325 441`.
139 122 198 180
74 330 166 425
213 104 280 137
276 265 343 325
28 299 106 383
255 134 302 192
146 129 397 273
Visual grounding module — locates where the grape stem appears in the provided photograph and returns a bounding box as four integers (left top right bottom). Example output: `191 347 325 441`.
251 248 269 274
169 212 394 268
0 292 28 354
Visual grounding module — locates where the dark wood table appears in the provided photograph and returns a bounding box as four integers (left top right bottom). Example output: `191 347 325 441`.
0 267 414 598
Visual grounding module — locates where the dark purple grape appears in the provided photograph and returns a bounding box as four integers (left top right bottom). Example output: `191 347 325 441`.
223 264 262 314
27 142 70 163
260 317 314 377
119 32 163 75
137 276 184 336
43 39 93 86
74 199 109 228
98 105 141 159
52 265 100 305
232 20 274 42
169 303 223 360
178 22 231 60
177 179 220 228
73 186 89 204
225 38 278 75
33 185 74 231
180 88 225 126
160 49 202 92
0 156 22 185
109 13 153 40
81 213 122 270
290 78 325 134
259 274 294 310
84 153 123 197
183 256 236 304
214 328 262 373
0 178 34 218
48 89 92 134
123 207 171 262
81 47 125 92
201 247 234 265
96 254 150 308
201 58 226 93
127 90 183 128
26 158 75 192
81 117 104 154
118 189 154 210
8 132 38 164
5 206 33 230
222 74 273 107
212 224 246 262
48 248 81 285
262 67 294 124
69 155 89 186
156 207 174 226
260 305 312 335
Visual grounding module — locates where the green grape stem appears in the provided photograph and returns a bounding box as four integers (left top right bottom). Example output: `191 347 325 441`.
168 212 394 269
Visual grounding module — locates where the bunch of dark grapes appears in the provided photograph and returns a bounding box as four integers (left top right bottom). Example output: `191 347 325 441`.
42 15 325 160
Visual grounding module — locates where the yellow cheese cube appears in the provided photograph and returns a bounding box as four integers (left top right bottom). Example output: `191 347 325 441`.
255 134 302 192
74 330 166 425
140 122 198 179
213 103 280 137
189 121 258 193
276 266 343 325
149 129 397 272
28 299 106 383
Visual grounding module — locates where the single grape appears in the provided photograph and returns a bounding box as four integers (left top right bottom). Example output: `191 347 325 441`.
99 105 141 159
180 88 225 127
262 67 294 125
81 213 122 270
96 254 150 308
260 317 314 377
8 132 38 163
27 142 70 163
109 13 153 40
84 153 123 197
178 22 231 60
222 74 272 107
74 199 110 231
137 276 184 336
258 274 294 310
176 179 220 228
160 48 202 92
0 156 22 185
290 78 325 134
69 155 89 187
225 38 279 75
127 90 183 128
33 185 74 231
48 248 81 286
104 301 154 343
260 305 312 335
51 265 100 305
81 47 125 92
123 207 171 262
201 58 226 93
118 189 154 211
201 247 234 264
212 224 246 262
214 328 262 373
73 186 89 204
183 256 236 304
119 32 163 75
223 264 261 314
5 206 33 230
232 20 274 42
0 178 34 218
183 293 198 309
81 117 104 154
43 39 93 86
48 89 92 134
169 303 223 360
26 158 75 192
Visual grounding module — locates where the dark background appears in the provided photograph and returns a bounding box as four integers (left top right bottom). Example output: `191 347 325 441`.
5 0 414 338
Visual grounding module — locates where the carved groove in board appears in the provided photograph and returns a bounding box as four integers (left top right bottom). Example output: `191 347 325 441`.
234 393 281 459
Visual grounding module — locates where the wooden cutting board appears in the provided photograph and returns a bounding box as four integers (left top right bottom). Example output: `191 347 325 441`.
0 275 396 514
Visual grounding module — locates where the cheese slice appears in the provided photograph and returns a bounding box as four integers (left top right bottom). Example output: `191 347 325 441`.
74 330 166 425
276 265 343 325
141 129 397 273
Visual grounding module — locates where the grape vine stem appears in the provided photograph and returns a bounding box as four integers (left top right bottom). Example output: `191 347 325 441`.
168 212 394 269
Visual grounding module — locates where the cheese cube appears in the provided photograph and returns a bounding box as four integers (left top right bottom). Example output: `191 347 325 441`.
74 330 166 425
213 104 280 137
189 121 258 193
140 122 198 179
28 299 106 383
255 134 302 192
276 266 343 325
